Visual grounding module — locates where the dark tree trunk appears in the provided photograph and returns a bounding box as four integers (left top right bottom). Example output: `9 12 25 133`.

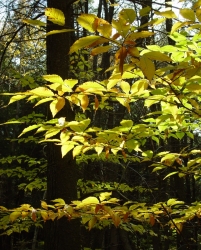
44 0 80 249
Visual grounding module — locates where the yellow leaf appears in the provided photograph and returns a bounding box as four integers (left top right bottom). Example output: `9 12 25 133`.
127 47 140 57
69 36 105 54
97 18 112 38
88 216 97 230
116 96 130 112
45 8 65 26
76 81 106 93
45 128 60 139
73 145 83 158
66 205 74 215
30 87 54 97
193 0 201 9
82 197 99 205
91 45 112 56
19 204 31 211
72 135 85 143
112 213 121 227
46 29 75 36
115 47 127 75
180 8 195 21
94 95 99 110
34 97 54 107
112 18 130 38
64 79 78 88
61 143 75 158
139 55 155 82
23 19 46 27
31 209 37 222
143 51 171 62
41 211 49 221
10 211 21 222
77 14 97 32
120 81 130 94
50 97 65 117
95 146 104 155
127 31 154 40
43 74 63 84
140 6 151 16
99 192 112 201
68 119 90 132
150 214 155 226
176 223 183 233
119 9 136 24
196 9 201 22
21 211 29 218
107 79 120 90
171 22 185 34
155 10 177 18
51 198 65 204
41 201 48 210
79 94 89 112
8 95 27 105
60 131 71 143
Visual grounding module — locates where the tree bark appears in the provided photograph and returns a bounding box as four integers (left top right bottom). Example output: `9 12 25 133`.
44 0 80 249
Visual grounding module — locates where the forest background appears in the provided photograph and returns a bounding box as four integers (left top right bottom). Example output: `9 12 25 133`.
1 0 201 249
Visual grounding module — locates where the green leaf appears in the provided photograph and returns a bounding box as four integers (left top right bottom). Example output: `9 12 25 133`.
45 8 65 26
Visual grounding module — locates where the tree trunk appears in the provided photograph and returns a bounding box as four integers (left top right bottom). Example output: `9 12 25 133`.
44 0 80 249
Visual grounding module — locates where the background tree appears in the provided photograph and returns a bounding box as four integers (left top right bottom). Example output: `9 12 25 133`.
44 0 80 249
